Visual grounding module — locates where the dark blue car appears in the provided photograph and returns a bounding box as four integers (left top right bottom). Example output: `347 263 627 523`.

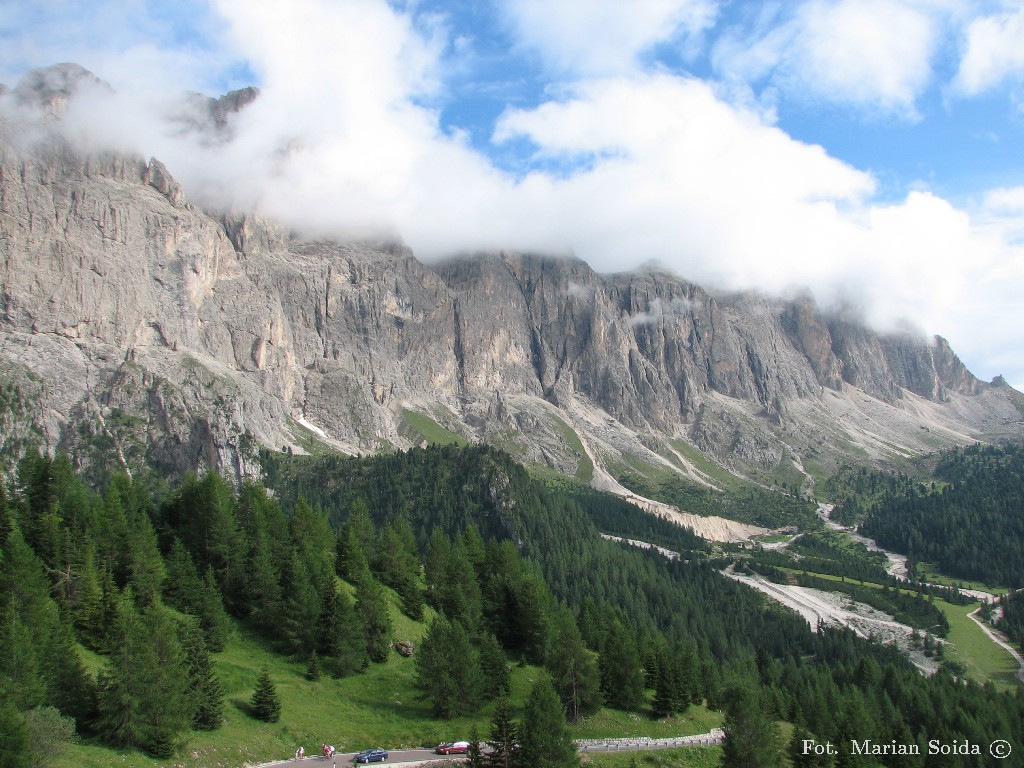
354 748 388 763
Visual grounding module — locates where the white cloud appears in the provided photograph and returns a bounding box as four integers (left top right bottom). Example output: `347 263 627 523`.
713 0 941 117
498 0 717 76
954 6 1024 96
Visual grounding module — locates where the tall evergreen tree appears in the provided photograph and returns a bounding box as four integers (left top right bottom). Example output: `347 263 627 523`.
0 701 31 768
71 542 104 650
114 478 165 607
278 552 321 656
250 667 281 723
336 500 375 584
599 619 644 711
0 602 46 710
181 624 224 731
431 535 483 629
545 609 602 722
519 675 578 768
721 684 782 768
95 605 194 757
289 497 335 591
485 697 521 768
317 586 366 676
355 577 392 663
414 617 484 718
158 472 243 605
467 724 485 768
478 630 511 699
306 650 323 682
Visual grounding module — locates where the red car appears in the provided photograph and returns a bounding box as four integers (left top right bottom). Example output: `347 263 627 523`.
435 741 470 755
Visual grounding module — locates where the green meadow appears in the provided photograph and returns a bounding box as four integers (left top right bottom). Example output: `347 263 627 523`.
53 598 722 768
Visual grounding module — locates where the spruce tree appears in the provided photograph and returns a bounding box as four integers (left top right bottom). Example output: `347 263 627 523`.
485 697 520 768
289 497 336 593
653 658 676 718
478 629 510 699
195 567 231 652
278 552 321 656
182 624 224 731
336 500 375 584
599 619 644 711
790 720 834 768
520 675 578 768
0 602 47 710
250 668 281 723
95 605 193 757
545 609 602 722
721 684 782 768
414 617 483 717
306 650 323 682
355 577 392 663
72 543 104 650
317 587 366 676
119 486 165 608
0 701 31 768
467 724 485 768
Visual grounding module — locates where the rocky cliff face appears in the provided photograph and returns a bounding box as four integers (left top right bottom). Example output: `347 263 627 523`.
1 66 1021 493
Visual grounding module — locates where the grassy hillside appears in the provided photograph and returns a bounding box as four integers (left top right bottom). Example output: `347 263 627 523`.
53 594 723 768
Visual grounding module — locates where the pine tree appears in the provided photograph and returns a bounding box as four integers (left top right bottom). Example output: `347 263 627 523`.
250 668 281 723
467 724 485 768
355 577 392 663
195 567 231 652
117 480 165 608
336 500 375 584
653 657 676 718
289 497 336 591
520 675 578 768
414 617 484 717
790 719 834 768
545 610 602 722
317 587 366 676
71 542 104 650
721 684 782 768
0 478 12 549
306 650 323 682
0 602 47 710
40 606 97 729
163 538 202 608
336 525 372 586
599 619 644 711
485 697 520 768
95 605 194 757
0 700 31 768
182 624 224 731
278 552 321 656
478 630 511 699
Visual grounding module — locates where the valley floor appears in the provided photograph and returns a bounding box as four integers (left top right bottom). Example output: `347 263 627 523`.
720 566 941 675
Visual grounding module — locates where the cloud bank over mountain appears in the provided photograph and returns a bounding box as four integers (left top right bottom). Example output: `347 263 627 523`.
1 0 1023 388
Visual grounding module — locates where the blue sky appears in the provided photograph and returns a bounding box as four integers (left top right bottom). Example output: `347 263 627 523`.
2 0 1024 389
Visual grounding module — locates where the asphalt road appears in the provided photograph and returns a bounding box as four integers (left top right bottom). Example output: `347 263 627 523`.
265 731 725 768
270 747 459 768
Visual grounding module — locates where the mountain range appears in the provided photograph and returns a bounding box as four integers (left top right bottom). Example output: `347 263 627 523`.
2 64 1022 517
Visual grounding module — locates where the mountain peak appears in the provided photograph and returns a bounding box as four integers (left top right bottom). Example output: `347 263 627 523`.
12 63 110 115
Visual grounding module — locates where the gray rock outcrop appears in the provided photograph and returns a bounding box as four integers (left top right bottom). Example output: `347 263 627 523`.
2 65 1022 491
